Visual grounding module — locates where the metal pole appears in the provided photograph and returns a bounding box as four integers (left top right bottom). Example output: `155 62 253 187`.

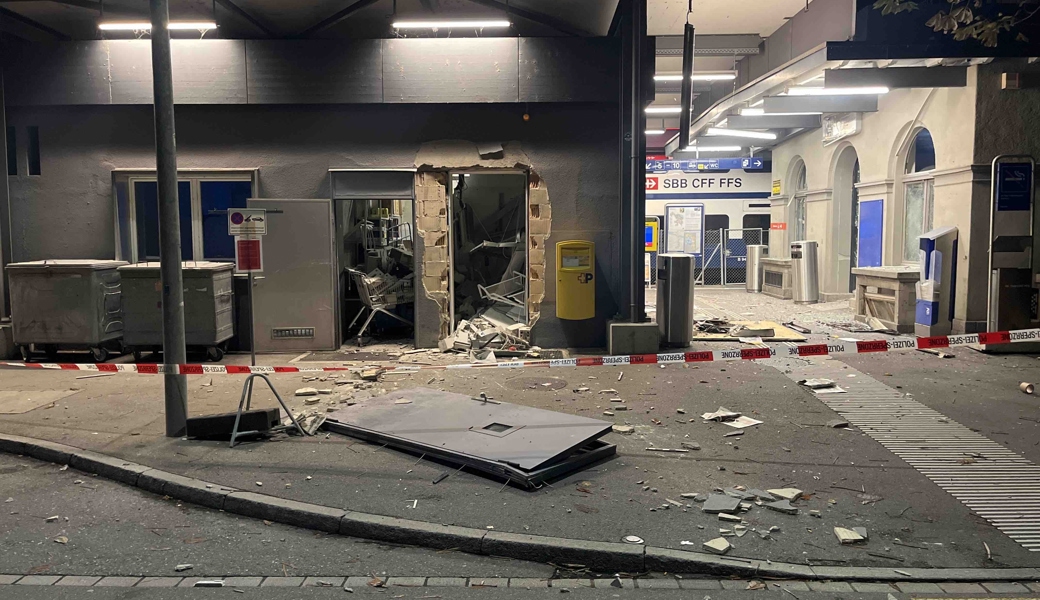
628 0 647 323
248 270 256 367
618 0 633 320
150 0 188 437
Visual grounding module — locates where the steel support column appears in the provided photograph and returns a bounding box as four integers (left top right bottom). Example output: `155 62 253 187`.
618 0 632 321
150 0 188 437
627 0 647 323
0 67 11 317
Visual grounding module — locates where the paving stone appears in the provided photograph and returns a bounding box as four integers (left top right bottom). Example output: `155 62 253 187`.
773 581 812 592
721 580 753 590
1026 582 1040 592
94 577 141 587
638 578 681 589
982 582 1030 593
223 577 263 588
469 578 508 588
508 578 549 589
678 579 723 590
16 576 61 585
895 582 944 593
261 577 305 587
938 582 987 593
851 582 896 593
178 578 223 588
550 579 594 588
137 577 183 587
56 576 102 586
303 577 344 588
345 576 377 589
808 581 855 592
592 578 634 589
0 575 23 585
387 577 426 587
426 577 468 587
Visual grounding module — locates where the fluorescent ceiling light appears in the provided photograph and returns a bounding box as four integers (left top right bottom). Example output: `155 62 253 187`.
681 145 743 153
645 130 666 135
740 108 822 116
645 106 682 114
706 127 776 140
392 20 511 28
653 73 737 82
786 86 889 96
99 21 217 30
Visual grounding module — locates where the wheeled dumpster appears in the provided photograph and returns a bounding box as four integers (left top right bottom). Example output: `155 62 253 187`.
6 260 128 362
119 261 235 361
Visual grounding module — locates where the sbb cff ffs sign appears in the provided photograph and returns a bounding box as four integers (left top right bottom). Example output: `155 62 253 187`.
646 177 659 191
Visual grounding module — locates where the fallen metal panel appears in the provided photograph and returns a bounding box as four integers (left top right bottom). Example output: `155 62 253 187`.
323 388 615 487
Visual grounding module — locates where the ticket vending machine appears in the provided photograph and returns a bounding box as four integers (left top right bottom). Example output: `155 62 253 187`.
915 226 958 337
988 158 1040 340
556 241 595 320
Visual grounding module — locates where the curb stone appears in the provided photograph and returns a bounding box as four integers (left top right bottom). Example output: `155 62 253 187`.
4 432 1040 581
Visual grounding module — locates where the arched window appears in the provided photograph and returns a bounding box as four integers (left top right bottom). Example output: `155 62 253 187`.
902 129 935 262
791 160 807 242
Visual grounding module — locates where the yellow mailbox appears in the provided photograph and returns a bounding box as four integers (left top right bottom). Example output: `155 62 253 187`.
556 240 595 320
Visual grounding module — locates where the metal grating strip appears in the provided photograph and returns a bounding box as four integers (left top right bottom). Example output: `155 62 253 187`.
770 357 1040 552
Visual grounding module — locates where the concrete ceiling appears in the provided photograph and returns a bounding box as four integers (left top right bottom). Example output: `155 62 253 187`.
0 0 810 40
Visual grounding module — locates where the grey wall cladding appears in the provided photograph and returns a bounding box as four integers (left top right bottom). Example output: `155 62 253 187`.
382 38 519 103
520 38 619 102
246 40 382 104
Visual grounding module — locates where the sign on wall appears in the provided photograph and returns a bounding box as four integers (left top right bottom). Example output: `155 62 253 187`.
228 208 267 236
858 199 884 268
664 204 704 255
235 237 264 273
772 179 782 196
822 113 862 146
646 157 765 171
645 170 773 197
995 162 1034 212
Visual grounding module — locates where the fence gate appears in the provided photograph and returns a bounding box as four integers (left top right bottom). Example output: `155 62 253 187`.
695 228 763 286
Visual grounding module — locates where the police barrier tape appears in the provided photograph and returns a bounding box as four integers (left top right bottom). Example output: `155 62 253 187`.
1 328 1038 375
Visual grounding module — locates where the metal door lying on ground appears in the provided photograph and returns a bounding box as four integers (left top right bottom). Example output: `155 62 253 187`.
247 199 337 352
695 228 763 286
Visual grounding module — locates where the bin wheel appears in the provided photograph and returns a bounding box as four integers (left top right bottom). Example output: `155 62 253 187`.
131 348 143 363
44 344 59 361
91 347 109 363
19 345 31 363
206 346 224 362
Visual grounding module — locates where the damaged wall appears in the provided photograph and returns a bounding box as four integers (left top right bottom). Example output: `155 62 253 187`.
6 101 620 348
411 141 552 348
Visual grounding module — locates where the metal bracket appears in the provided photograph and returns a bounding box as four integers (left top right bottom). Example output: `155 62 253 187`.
229 373 307 448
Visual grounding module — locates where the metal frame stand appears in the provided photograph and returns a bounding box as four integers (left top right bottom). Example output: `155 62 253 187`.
229 373 307 448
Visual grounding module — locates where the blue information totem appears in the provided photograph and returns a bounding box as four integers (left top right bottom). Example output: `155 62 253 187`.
915 226 958 337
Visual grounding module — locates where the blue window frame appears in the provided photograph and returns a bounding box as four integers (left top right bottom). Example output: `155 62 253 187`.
201 180 252 259
134 180 192 261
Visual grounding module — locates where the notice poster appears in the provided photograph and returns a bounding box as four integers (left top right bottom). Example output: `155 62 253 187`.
665 204 703 255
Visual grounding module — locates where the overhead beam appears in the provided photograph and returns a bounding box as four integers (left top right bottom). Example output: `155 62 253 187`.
0 6 70 40
656 34 761 56
608 0 624 37
1 0 101 9
296 0 382 38
763 94 878 114
726 114 822 129
214 0 275 37
824 66 967 89
464 0 591 37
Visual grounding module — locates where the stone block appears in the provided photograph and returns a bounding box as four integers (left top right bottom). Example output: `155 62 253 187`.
608 321 660 355
339 511 485 554
303 577 344 588
529 249 545 265
345 577 375 588
594 578 634 590
981 582 1030 593
0 575 22 584
529 188 549 205
422 246 447 263
645 547 814 579
223 577 263 588
528 218 551 235
426 577 468 587
639 578 680 589
136 470 235 510
894 582 943 593
422 276 447 293
482 531 643 573
773 581 811 592
423 261 449 277
94 574 140 586
23 438 74 465
223 492 345 533
387 577 426 587
69 451 150 486
417 217 446 232
530 204 551 220
137 577 182 587
529 279 545 297
550 579 593 589
260 577 305 587
678 579 723 590
938 582 986 593
851 582 896 592
0 434 28 455
16 576 61 585
808 581 854 592
469 578 507 588
55 576 104 587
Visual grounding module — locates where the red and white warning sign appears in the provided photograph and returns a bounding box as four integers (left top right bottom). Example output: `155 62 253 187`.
234 237 263 273
645 176 659 191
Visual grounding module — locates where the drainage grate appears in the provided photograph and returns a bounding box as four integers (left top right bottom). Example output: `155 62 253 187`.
772 358 1040 552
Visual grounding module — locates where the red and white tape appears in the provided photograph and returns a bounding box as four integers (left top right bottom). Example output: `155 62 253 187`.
1 328 1038 375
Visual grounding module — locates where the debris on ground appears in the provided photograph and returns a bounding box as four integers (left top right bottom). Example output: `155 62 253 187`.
798 379 835 390
702 494 742 514
782 321 812 334
918 348 955 358
295 387 320 397
767 488 803 500
703 537 732 555
359 367 386 381
438 307 537 361
701 407 741 421
645 447 689 453
622 535 644 544
723 416 763 429
719 513 742 522
53 536 68 544
175 564 193 572
1021 382 1035 395
681 442 701 450
612 425 634 434
827 418 850 429
764 500 799 515
723 430 744 438
834 526 866 544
